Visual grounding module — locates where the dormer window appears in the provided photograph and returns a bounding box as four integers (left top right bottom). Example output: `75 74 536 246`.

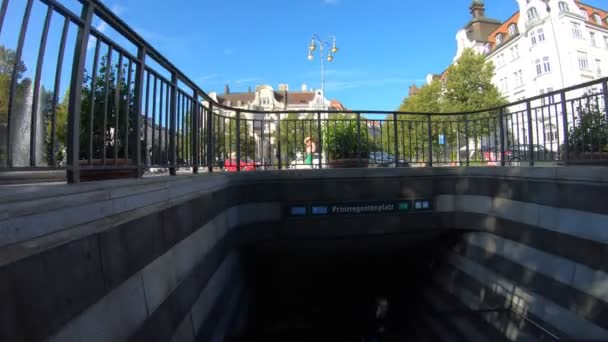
496 33 504 44
508 24 517 36
558 2 569 12
593 13 602 25
580 8 588 20
527 7 538 21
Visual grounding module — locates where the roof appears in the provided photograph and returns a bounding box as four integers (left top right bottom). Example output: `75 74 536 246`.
217 91 317 106
577 1 608 28
488 12 520 50
285 92 315 105
487 1 607 53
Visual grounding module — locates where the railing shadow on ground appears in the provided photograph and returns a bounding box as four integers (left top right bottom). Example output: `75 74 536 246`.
0 0 607 184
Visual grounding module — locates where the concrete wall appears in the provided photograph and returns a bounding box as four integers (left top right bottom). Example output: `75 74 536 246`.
1 167 607 341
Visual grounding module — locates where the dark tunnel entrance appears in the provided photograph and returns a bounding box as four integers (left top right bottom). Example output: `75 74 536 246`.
237 231 467 341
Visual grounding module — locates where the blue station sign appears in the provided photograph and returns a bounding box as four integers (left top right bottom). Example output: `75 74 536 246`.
287 199 432 218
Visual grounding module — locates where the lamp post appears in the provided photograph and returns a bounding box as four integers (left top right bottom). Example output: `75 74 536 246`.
307 34 339 107
542 0 565 89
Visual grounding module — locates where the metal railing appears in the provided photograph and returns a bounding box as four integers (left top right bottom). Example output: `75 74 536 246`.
1 0 607 183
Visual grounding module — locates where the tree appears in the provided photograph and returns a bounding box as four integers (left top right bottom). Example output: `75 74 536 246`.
214 115 256 162
384 48 507 163
277 113 319 164
567 102 608 154
79 55 137 163
0 45 28 164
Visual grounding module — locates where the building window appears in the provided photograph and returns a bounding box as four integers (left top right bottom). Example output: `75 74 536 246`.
514 70 524 86
580 8 588 20
590 32 596 46
500 77 509 92
484 43 491 53
596 59 602 76
543 57 551 73
537 28 545 42
528 7 539 21
578 53 589 71
496 33 503 45
530 28 545 45
536 57 551 76
540 88 555 106
544 124 558 142
558 2 569 12
508 24 517 36
572 22 583 39
593 13 602 25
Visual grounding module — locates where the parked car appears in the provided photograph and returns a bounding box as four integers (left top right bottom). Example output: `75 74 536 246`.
223 157 256 172
506 144 557 164
368 152 409 167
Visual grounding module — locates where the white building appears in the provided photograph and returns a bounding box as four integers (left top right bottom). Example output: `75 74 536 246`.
204 84 346 165
428 0 608 154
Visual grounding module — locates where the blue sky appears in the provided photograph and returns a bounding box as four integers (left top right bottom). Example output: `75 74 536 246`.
2 0 607 111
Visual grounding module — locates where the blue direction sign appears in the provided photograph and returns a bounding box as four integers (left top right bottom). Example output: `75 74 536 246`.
286 199 432 218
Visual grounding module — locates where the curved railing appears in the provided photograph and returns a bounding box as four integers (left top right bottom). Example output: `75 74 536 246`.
0 0 607 183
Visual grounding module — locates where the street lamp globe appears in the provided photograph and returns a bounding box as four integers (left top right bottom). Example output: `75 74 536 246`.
307 51 314 61
309 39 316 52
327 53 334 62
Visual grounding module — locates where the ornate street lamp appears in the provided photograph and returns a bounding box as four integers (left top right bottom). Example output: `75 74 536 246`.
307 34 339 102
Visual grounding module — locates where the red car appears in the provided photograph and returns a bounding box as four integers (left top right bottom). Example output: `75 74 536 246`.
224 158 256 172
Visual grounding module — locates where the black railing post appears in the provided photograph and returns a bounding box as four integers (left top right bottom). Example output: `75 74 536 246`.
526 99 535 167
277 113 282 170
206 103 213 172
465 114 470 167
427 114 433 167
356 113 362 167
133 47 146 177
499 108 506 167
66 2 94 183
192 89 199 174
560 90 569 164
169 73 177 176
602 78 608 122
393 113 399 168
317 112 323 169
236 110 241 172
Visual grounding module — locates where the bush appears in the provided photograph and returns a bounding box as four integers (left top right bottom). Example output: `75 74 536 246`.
323 115 371 160
567 104 608 153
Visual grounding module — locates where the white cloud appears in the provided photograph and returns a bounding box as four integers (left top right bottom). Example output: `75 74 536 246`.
87 4 126 49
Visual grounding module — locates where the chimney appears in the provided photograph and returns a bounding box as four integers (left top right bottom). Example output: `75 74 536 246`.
301 83 308 92
470 0 485 18
224 84 230 95
278 84 289 92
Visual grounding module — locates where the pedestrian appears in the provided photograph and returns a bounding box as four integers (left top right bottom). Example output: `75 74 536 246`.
304 136 316 166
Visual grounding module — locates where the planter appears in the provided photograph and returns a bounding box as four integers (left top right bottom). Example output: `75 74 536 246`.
79 158 139 182
328 158 369 169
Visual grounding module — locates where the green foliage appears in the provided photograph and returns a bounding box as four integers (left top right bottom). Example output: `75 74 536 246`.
323 113 371 160
277 113 318 164
79 55 137 162
215 116 256 160
567 103 608 153
384 48 507 162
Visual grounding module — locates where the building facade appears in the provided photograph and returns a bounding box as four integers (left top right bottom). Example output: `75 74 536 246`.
430 0 608 103
204 84 346 166
427 0 608 154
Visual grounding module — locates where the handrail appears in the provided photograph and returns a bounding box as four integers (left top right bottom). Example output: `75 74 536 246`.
1 0 607 183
